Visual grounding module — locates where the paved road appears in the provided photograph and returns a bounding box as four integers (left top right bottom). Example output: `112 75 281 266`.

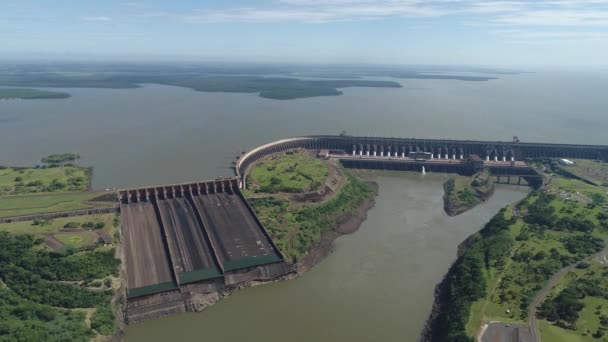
527 263 576 342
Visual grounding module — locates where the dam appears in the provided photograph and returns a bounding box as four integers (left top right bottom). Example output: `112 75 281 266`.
116 134 608 322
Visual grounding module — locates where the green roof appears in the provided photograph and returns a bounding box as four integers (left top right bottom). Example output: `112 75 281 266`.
223 254 283 272
127 281 178 298
179 267 223 284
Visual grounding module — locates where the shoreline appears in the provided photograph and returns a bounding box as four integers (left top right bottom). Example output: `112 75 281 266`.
418 232 480 342
295 181 378 274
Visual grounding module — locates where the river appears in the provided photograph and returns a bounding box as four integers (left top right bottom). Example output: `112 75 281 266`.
124 172 528 341
0 69 603 340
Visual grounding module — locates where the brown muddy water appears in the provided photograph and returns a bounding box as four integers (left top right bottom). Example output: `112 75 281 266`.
124 172 529 342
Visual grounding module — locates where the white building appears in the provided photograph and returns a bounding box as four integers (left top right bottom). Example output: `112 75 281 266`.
559 159 575 166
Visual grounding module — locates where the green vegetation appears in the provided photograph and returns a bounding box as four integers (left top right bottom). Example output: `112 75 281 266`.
0 88 70 100
431 160 608 342
0 73 402 100
0 165 89 195
0 288 92 341
0 192 114 218
91 303 116 335
0 214 118 254
537 263 608 341
54 233 95 249
0 214 115 235
249 153 329 193
248 171 374 262
560 159 608 186
41 153 80 165
443 170 494 216
0 232 120 340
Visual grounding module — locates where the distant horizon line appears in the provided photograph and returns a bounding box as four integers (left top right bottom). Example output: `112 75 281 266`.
0 58 607 72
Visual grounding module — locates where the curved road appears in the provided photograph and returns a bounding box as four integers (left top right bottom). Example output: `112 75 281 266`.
527 248 607 342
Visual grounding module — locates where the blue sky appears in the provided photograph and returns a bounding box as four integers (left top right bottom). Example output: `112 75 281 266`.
2 0 608 66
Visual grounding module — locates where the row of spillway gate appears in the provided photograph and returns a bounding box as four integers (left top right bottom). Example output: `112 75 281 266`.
119 178 286 299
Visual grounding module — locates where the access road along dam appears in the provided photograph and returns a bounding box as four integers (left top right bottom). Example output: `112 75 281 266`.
119 135 608 323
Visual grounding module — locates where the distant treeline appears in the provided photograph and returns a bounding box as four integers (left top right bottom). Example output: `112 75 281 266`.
0 88 70 100
0 64 507 100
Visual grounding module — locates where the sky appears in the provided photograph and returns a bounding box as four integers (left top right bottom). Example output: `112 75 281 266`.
2 0 608 66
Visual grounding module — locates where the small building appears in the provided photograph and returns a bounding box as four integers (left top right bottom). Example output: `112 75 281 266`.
559 159 575 166
317 149 330 159
465 154 484 174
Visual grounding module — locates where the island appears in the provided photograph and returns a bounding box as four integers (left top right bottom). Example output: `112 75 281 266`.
442 170 494 216
0 73 402 100
0 88 70 100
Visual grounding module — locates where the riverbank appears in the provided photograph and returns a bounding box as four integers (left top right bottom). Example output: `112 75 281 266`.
295 181 378 274
422 162 608 342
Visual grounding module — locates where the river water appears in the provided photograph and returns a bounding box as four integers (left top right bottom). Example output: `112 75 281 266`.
0 69 604 340
124 172 528 342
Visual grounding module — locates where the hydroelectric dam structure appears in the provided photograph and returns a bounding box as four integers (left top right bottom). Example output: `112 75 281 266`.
119 134 608 322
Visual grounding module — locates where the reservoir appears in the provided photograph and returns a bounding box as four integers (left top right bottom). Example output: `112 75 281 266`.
0 69 603 340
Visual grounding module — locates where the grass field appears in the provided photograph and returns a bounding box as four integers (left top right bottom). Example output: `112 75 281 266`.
54 233 95 249
0 165 89 195
538 262 608 342
0 192 114 218
0 214 116 234
565 159 608 186
249 153 329 193
0 213 118 250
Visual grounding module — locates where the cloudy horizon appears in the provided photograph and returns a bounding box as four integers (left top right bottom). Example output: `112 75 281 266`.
2 0 608 66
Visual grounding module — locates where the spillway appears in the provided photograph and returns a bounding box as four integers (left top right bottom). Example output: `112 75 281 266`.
156 197 222 284
122 202 177 298
119 179 286 308
192 192 281 271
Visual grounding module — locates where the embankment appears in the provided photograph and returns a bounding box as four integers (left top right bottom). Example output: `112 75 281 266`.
419 232 479 342
296 181 378 274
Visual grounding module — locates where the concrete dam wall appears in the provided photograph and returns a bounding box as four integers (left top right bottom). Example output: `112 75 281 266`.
119 178 290 322
235 135 608 187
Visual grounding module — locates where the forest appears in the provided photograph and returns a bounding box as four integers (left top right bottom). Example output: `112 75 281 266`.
0 232 120 339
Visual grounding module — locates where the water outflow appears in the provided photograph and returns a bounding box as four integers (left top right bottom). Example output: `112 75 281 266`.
422 166 426 175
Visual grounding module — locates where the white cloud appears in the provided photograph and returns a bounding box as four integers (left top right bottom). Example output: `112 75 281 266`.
81 16 112 22
126 0 608 36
